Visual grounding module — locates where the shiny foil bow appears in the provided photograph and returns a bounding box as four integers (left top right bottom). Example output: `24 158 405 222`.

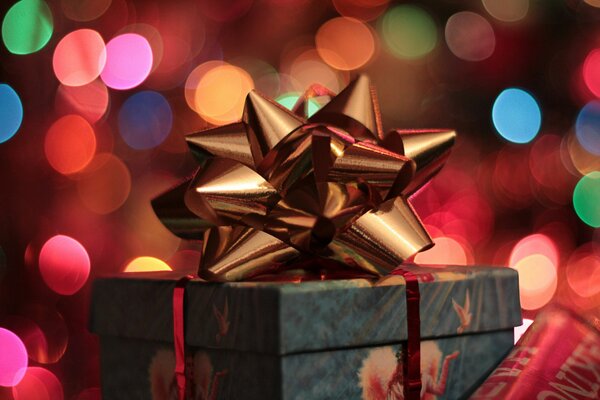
153 75 455 282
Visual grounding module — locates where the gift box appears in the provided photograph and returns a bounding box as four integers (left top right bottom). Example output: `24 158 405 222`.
90 76 521 399
90 264 521 399
470 305 600 400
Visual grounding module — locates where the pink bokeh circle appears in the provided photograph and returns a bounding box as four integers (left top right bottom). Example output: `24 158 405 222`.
0 328 28 387
39 235 91 295
101 33 153 90
52 29 107 87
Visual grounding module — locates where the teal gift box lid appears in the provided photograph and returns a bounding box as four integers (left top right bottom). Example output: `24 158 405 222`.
90 265 522 355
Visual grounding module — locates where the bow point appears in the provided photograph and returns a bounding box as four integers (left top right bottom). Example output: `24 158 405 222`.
243 90 304 165
310 74 382 140
382 129 456 195
186 122 254 167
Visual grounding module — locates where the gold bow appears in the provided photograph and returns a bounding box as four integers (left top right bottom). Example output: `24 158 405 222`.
153 75 455 281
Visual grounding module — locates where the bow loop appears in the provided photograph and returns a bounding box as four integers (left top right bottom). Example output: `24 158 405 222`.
153 75 455 281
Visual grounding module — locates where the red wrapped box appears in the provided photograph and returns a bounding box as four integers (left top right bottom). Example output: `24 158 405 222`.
471 305 600 400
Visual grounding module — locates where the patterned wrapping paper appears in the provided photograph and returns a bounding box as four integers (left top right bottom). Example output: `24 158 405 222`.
91 265 521 353
99 329 513 400
90 265 521 399
470 305 600 400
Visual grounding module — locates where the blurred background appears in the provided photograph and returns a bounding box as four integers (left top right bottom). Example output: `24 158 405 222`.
0 0 599 398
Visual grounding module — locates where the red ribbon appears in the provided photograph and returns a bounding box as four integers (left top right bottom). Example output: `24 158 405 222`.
173 275 193 400
172 270 421 400
391 268 422 400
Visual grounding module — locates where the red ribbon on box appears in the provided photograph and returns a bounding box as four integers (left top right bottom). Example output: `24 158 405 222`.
173 275 193 400
172 268 422 400
391 268 422 400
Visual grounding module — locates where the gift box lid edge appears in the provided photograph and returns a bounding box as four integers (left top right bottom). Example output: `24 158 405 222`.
89 264 522 354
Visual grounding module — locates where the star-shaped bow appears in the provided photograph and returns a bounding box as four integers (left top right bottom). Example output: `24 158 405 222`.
153 75 455 281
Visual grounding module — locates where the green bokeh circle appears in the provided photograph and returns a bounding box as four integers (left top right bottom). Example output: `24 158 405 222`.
573 171 600 228
379 5 437 60
2 0 53 55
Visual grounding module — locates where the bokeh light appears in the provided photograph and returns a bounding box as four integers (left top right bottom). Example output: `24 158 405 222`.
316 17 375 71
492 145 535 208
509 233 559 268
566 244 600 298
537 219 575 262
445 12 495 62
76 154 131 214
276 93 321 117
61 0 112 22
511 254 557 310
12 367 63 400
53 29 106 87
565 130 600 176
147 31 199 90
492 88 541 144
233 57 279 98
117 23 164 73
0 84 23 144
193 63 254 125
13 304 69 364
101 33 153 90
124 256 172 273
413 167 486 247
286 49 347 93
583 49 600 98
529 134 575 205
54 80 110 124
575 101 600 156
39 235 91 296
0 328 28 387
379 5 437 60
414 236 469 265
1 0 53 55
184 60 226 114
0 317 47 366
573 171 600 228
45 115 96 175
118 91 172 150
482 0 529 22
584 0 600 8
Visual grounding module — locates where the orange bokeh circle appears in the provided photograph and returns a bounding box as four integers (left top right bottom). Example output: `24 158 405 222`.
316 17 375 71
76 153 131 214
45 115 96 175
193 64 254 125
